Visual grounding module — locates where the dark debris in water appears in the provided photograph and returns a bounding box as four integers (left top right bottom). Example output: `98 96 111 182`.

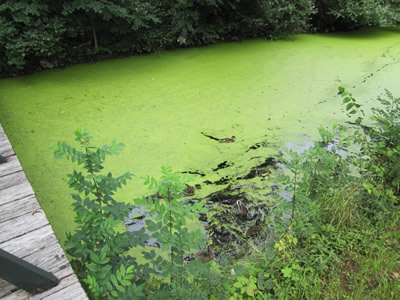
180 170 206 177
125 142 282 259
237 157 277 180
246 141 270 152
203 176 231 185
207 185 247 205
214 176 231 185
212 161 233 171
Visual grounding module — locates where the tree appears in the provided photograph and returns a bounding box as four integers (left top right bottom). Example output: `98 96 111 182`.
62 0 159 51
0 0 65 71
313 0 400 31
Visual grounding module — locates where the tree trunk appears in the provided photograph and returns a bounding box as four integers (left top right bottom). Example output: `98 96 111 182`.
89 14 98 51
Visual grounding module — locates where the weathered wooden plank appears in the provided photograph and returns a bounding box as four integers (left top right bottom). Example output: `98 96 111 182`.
0 209 48 244
0 155 22 178
41 281 88 300
0 141 14 158
0 226 59 298
0 225 56 259
0 244 81 299
0 130 7 142
0 131 7 140
0 278 18 298
0 181 35 206
0 248 59 295
0 125 11 146
0 170 27 191
0 241 75 297
0 195 42 226
19 241 74 279
2 273 87 300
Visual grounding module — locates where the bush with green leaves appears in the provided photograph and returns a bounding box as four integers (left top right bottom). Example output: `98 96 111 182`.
313 0 400 30
52 129 151 299
338 85 400 216
0 1 67 72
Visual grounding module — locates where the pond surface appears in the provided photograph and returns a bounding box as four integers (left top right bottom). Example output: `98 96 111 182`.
0 26 399 243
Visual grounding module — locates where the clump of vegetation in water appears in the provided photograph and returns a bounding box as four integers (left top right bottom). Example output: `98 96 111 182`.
53 86 400 298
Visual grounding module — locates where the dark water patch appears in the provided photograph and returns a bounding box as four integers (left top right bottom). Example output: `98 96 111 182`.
237 157 277 180
212 161 233 171
206 185 247 205
124 205 161 247
125 150 281 258
214 176 231 185
203 176 232 185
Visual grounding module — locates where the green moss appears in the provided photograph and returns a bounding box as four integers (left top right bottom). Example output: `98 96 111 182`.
0 26 399 244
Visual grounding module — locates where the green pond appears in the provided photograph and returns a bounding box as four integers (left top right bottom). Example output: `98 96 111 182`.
1 26 399 244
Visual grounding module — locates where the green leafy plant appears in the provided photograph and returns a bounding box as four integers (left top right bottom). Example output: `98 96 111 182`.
52 128 150 299
135 165 229 298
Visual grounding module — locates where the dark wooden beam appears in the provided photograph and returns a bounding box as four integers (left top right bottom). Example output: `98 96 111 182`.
0 248 59 294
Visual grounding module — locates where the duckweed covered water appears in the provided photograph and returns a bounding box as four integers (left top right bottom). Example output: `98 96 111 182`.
0 27 399 243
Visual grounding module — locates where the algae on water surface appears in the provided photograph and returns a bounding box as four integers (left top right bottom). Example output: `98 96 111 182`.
0 26 399 243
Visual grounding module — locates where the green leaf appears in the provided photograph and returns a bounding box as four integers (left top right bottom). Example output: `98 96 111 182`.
159 204 165 215
86 263 98 273
343 96 351 103
111 290 118 298
111 274 118 286
120 264 126 277
282 267 292 278
346 103 354 111
116 285 125 293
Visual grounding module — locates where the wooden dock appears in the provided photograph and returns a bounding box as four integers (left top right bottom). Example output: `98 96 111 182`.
0 125 87 299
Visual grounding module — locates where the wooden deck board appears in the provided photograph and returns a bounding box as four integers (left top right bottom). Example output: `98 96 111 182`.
0 141 14 158
0 170 27 191
0 225 56 259
0 195 41 223
0 181 34 206
0 124 87 299
0 156 22 178
3 275 88 300
0 209 48 244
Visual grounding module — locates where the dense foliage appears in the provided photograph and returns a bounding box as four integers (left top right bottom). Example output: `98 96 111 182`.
1 0 398 76
53 87 400 298
312 0 400 30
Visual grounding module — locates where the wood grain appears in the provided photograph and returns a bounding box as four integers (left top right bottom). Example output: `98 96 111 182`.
0 181 34 206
